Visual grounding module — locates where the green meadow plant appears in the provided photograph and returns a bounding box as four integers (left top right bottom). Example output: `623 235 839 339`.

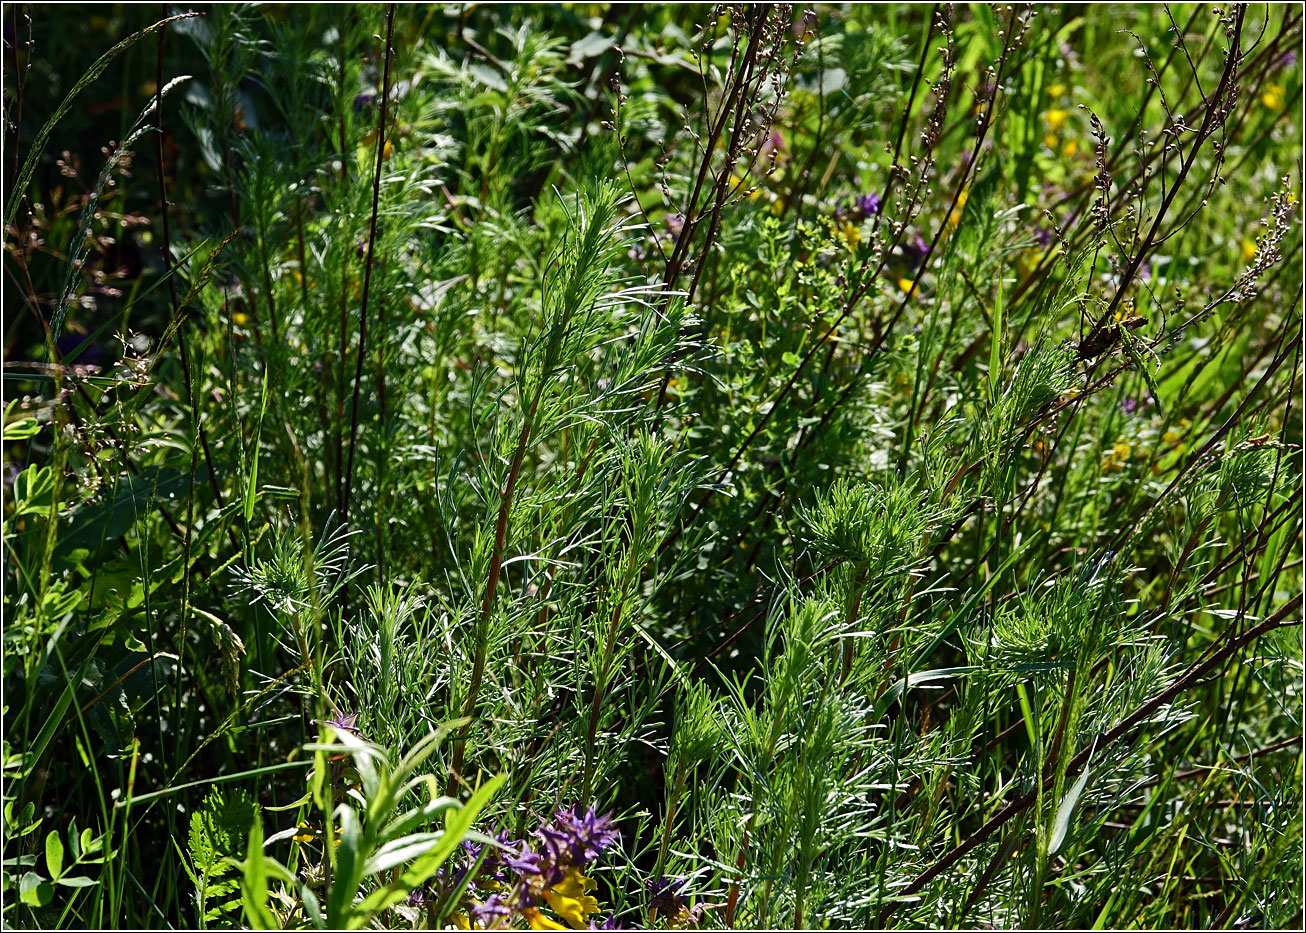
2 3 1302 929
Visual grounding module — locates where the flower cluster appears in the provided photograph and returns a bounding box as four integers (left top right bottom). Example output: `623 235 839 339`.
1102 437 1132 473
646 876 702 929
410 806 621 930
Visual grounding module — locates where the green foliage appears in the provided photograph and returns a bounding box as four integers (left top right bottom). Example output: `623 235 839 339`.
180 787 258 925
2 4 1301 930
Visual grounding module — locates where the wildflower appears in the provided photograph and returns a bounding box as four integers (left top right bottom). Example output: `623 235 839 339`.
648 877 689 916
898 276 918 296
292 821 318 844
729 171 762 200
1043 132 1059 149
666 213 684 243
407 883 434 907
321 709 370 741
542 806 621 867
648 877 701 928
1062 138 1078 157
504 840 548 878
1043 108 1069 132
292 820 341 846
946 185 970 231
232 310 249 327
759 130 785 162
543 867 601 928
1122 397 1138 414
470 893 512 927
1102 438 1132 472
1241 238 1258 262
857 192 882 216
523 907 569 930
361 128 394 161
1163 419 1190 446
353 92 377 115
1261 83 1285 109
1046 83 1066 98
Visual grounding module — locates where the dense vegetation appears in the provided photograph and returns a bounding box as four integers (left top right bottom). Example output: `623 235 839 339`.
2 3 1302 929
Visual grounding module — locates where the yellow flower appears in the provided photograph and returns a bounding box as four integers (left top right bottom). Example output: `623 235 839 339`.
946 184 970 232
1102 440 1131 473
1241 238 1258 262
840 222 861 247
361 129 395 161
523 907 569 931
898 276 919 296
232 311 249 327
542 868 600 930
1062 138 1078 158
1262 83 1285 109
1046 83 1066 98
1043 133 1059 149
1162 419 1191 446
1043 108 1069 132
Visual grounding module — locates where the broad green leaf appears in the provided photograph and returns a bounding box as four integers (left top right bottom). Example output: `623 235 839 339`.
44 830 64 880
19 871 54 907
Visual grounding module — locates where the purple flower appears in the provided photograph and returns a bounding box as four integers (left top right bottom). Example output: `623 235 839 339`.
858 192 882 216
647 877 690 915
666 213 684 242
1033 226 1054 248
589 913 620 930
353 92 377 115
406 883 433 907
475 830 515 880
470 894 510 926
321 710 370 741
502 840 545 877
1281 51 1297 68
901 233 932 269
1122 397 1139 414
760 130 784 159
539 806 621 867
535 820 573 866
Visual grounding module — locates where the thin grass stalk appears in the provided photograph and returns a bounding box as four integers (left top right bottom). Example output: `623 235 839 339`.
342 3 395 530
